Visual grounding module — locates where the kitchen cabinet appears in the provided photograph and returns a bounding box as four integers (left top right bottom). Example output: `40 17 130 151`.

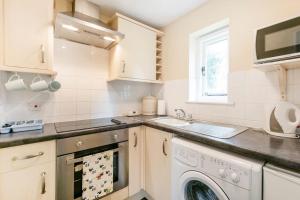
145 127 172 200
109 14 160 82
129 127 145 196
0 141 56 200
264 165 300 200
0 0 56 75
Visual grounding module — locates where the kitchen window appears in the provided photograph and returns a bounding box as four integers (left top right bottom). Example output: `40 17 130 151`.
189 19 229 104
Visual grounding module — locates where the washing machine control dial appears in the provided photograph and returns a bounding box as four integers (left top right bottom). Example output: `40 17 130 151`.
218 168 227 178
230 172 240 183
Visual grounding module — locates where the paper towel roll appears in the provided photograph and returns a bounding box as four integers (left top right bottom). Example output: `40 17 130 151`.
157 100 166 115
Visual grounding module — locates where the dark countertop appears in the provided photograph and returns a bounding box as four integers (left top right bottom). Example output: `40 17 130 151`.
1 115 300 172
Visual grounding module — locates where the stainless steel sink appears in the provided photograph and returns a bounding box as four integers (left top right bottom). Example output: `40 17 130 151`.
152 117 248 139
152 117 191 127
179 122 248 139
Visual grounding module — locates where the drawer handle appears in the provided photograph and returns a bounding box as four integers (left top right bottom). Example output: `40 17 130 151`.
41 172 46 194
162 138 167 156
12 152 44 161
133 132 138 148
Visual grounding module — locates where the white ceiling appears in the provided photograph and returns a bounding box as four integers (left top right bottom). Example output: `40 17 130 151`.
89 0 208 28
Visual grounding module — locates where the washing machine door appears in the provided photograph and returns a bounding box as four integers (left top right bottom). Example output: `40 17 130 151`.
179 171 229 200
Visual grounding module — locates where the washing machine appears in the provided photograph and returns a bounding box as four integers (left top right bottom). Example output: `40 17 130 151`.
172 138 264 200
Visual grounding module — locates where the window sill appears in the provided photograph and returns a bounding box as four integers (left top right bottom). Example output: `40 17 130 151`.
186 99 235 106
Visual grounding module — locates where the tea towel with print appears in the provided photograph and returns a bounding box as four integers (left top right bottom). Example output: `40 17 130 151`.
82 150 113 200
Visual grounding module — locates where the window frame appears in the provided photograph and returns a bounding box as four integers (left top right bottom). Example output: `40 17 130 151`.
189 19 230 104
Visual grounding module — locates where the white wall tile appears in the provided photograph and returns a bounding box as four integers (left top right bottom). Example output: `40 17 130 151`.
163 68 300 129
0 39 151 123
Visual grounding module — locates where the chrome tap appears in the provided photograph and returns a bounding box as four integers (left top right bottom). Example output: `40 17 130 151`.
174 109 186 119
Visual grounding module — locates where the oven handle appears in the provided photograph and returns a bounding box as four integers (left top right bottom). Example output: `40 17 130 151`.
65 148 120 165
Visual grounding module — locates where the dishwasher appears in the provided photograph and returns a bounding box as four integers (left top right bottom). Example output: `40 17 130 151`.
264 164 300 200
56 129 129 200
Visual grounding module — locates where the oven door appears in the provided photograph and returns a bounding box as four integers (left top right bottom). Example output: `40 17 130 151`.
56 141 128 200
255 16 300 63
178 171 229 200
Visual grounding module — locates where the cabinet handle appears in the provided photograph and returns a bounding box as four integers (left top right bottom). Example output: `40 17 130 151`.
41 44 45 63
133 132 137 148
12 152 44 161
162 138 167 156
122 60 126 73
41 172 46 194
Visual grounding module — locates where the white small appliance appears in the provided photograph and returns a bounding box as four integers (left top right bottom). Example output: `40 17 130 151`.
264 164 300 200
255 16 300 64
265 101 300 138
172 138 264 200
157 100 166 116
142 96 157 115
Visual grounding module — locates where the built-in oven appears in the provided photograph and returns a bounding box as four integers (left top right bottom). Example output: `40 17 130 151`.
56 129 128 200
255 16 300 64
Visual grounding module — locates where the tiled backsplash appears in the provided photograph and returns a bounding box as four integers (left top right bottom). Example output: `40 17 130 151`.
1 39 299 130
0 39 153 123
164 69 300 129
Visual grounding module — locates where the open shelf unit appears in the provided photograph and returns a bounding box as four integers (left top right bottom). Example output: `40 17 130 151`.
156 33 164 82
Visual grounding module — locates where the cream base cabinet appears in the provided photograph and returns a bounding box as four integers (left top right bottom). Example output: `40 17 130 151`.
3 0 53 70
0 162 55 200
0 141 56 200
128 126 145 196
110 16 157 81
145 127 172 200
264 165 300 200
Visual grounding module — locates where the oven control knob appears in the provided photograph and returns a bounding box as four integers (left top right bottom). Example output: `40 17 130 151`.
218 169 226 178
76 141 83 147
230 172 240 183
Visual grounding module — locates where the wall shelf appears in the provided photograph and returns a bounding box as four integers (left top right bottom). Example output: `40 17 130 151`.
254 58 300 100
107 77 163 84
0 65 57 76
254 57 300 71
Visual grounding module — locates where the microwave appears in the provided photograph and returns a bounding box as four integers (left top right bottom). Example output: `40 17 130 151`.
255 16 300 64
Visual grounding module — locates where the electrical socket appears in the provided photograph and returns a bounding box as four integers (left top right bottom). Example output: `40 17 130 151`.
28 102 42 111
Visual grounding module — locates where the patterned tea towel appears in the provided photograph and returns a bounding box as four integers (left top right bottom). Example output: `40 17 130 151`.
82 150 114 200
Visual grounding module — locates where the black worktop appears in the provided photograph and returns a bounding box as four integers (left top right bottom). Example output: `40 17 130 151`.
1 115 300 172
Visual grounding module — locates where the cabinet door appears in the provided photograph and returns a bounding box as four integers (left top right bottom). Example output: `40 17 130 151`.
145 127 172 200
118 18 156 81
0 162 55 200
129 127 144 196
3 0 53 69
264 166 300 200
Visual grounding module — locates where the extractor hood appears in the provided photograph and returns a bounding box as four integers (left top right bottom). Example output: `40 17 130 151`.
54 1 124 50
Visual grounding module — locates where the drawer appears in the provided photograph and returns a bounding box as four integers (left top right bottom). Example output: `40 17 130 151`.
0 140 56 173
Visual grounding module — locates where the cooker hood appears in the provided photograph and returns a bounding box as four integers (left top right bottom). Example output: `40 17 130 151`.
54 1 124 50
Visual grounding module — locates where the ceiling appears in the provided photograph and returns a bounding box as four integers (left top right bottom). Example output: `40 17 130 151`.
89 0 208 28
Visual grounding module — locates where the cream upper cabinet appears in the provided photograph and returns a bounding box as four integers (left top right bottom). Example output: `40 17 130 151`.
128 127 145 196
0 141 56 200
110 16 157 81
2 0 53 70
145 127 172 200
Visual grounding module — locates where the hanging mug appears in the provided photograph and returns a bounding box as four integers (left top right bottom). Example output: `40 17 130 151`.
48 80 61 92
30 76 48 92
5 73 27 91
